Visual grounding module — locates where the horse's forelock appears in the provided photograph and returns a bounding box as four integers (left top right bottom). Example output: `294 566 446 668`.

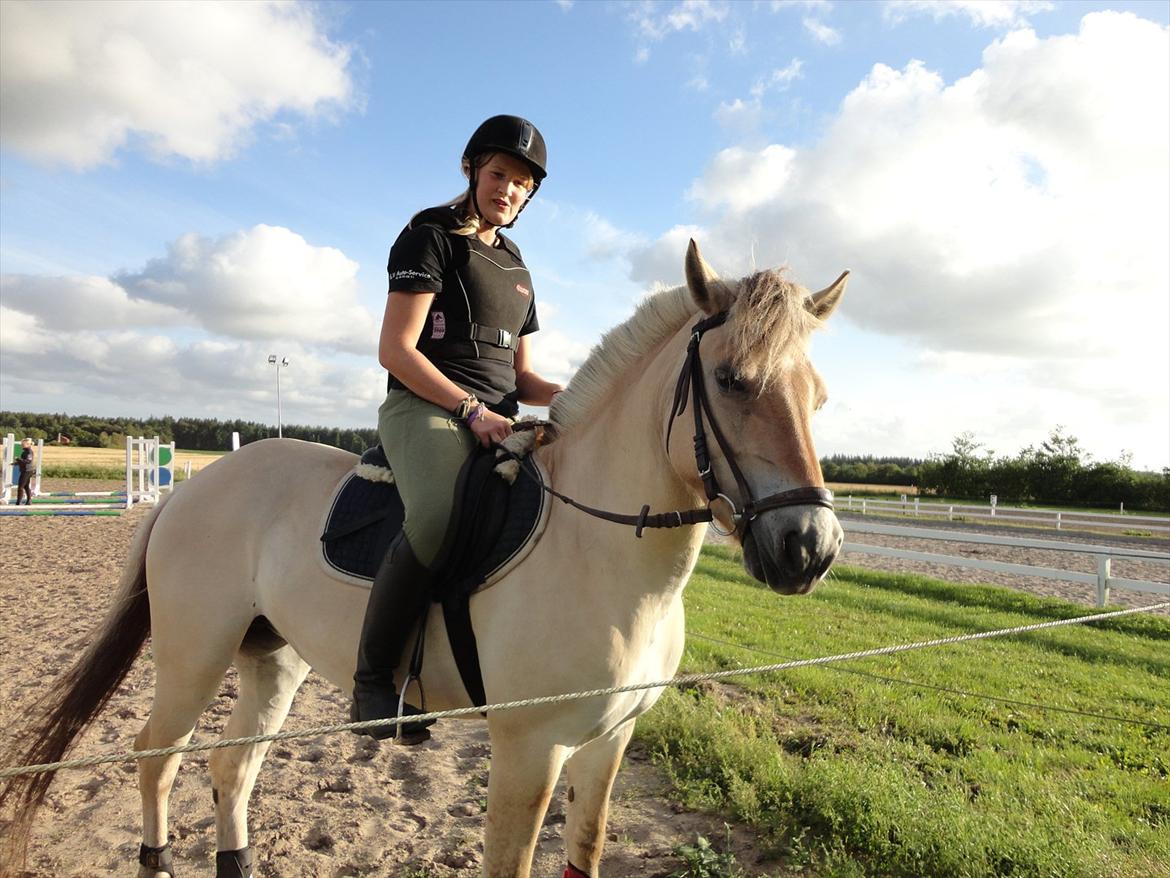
726 269 818 388
552 269 818 434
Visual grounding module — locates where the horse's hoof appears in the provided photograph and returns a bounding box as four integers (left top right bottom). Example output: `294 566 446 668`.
137 842 174 877
215 846 253 878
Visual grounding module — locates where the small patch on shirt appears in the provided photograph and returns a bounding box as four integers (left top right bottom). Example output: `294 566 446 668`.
431 311 446 340
515 284 530 297
389 268 435 283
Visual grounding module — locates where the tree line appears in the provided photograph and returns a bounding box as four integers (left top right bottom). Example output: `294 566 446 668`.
3 412 1165 511
916 428 1169 511
0 411 378 455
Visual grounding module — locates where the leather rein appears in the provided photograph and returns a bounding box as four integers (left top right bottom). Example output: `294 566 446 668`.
506 310 833 539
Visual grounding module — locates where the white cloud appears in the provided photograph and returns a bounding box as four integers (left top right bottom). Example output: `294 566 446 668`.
885 0 1055 30
525 329 592 387
116 225 377 353
714 98 765 136
0 223 380 423
633 11 1170 463
632 0 730 41
0 0 354 168
0 274 186 331
750 59 804 97
770 0 833 11
556 0 574 10
686 145 796 211
803 17 842 45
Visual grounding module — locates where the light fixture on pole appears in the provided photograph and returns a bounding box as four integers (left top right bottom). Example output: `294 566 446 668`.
267 354 289 438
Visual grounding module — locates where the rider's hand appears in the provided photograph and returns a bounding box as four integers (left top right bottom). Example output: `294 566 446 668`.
469 408 513 448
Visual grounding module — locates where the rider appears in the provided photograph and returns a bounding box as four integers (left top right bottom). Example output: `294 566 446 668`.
352 115 564 742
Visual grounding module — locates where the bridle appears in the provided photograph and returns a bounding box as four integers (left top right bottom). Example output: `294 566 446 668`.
506 310 834 539
664 310 834 538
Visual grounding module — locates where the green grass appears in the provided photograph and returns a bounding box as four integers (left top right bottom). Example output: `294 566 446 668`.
636 545 1170 878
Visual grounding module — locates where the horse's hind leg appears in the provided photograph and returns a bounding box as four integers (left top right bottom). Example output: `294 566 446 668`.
209 640 309 872
561 721 636 877
136 645 239 877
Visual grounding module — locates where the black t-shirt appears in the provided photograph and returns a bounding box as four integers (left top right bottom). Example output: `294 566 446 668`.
386 206 539 416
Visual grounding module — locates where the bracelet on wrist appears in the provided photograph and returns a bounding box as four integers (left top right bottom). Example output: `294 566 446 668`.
465 403 486 426
452 394 479 420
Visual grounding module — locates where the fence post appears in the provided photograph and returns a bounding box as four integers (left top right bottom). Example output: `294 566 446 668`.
948 505 953 521
990 494 997 517
1096 556 1111 607
1056 512 1062 531
914 497 920 517
1119 502 1124 515
861 499 867 516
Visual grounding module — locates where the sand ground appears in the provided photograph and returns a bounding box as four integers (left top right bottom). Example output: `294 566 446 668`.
2 479 1166 876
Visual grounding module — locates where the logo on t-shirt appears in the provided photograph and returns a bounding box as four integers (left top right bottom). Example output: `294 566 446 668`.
431 311 446 340
515 284 530 297
389 268 435 283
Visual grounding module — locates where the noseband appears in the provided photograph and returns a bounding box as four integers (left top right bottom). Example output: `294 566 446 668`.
666 311 834 538
503 310 833 539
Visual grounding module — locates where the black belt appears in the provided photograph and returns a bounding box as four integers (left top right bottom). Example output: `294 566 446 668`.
446 322 519 351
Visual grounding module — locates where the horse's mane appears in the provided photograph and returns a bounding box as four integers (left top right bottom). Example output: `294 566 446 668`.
551 268 817 434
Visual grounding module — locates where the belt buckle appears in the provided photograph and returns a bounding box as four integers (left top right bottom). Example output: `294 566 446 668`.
497 329 511 348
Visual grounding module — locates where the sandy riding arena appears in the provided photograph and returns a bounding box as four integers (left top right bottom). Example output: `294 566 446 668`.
0 483 775 878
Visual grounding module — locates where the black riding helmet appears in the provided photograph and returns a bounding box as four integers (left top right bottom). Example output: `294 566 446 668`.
463 115 547 228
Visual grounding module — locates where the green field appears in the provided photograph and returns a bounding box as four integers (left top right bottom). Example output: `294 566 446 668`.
638 546 1170 878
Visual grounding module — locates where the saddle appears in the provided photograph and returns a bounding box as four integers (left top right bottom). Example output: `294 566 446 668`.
319 429 550 706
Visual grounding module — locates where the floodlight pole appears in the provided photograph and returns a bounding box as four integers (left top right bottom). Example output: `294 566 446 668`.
267 354 290 439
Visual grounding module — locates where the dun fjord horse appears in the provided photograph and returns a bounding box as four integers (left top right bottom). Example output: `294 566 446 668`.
2 242 847 877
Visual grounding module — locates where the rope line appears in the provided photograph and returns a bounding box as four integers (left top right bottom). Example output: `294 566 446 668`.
2 601 1165 780
687 633 1170 731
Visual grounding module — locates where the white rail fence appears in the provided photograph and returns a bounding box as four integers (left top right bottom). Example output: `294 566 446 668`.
841 495 1170 536
841 521 1170 608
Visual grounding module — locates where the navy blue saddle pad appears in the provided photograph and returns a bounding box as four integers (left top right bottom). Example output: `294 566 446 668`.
320 446 546 592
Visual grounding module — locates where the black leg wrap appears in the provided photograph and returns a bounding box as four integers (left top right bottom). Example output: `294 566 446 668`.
215 846 253 878
351 531 436 742
138 842 175 874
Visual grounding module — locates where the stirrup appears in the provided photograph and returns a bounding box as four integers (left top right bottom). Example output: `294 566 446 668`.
395 673 430 745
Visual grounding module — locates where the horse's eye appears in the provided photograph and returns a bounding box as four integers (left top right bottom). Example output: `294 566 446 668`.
714 366 748 395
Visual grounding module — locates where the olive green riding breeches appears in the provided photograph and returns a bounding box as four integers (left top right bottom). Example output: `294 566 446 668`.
377 389 478 569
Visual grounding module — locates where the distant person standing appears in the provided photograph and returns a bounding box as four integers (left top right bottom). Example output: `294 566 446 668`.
16 439 35 505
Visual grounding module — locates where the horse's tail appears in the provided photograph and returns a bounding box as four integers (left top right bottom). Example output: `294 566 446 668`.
1 493 171 870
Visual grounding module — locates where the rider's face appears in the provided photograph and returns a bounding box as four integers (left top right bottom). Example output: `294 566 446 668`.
474 153 534 228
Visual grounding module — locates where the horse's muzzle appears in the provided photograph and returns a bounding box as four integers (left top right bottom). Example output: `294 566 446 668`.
741 508 843 594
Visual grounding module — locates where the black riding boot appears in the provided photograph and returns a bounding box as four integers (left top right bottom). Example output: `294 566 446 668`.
351 531 436 743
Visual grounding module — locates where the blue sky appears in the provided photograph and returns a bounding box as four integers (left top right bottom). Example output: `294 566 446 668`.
1 0 1167 470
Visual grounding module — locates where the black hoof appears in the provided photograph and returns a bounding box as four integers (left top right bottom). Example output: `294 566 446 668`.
216 846 253 878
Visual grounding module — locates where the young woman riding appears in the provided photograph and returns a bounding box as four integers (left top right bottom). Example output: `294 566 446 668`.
352 115 563 742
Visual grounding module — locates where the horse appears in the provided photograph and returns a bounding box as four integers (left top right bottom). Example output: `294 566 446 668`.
1 241 847 878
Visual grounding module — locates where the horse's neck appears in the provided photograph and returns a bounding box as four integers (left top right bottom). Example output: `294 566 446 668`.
542 324 706 599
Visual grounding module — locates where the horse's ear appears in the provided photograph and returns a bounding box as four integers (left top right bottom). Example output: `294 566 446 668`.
684 239 732 315
806 270 849 321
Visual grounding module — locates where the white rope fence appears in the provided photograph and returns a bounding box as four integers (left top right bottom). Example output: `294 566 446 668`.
2 601 1165 780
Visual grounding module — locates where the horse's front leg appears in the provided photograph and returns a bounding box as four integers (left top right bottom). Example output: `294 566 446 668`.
483 719 569 878
561 721 635 877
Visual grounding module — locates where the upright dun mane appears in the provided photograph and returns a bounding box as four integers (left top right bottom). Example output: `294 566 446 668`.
551 268 818 434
